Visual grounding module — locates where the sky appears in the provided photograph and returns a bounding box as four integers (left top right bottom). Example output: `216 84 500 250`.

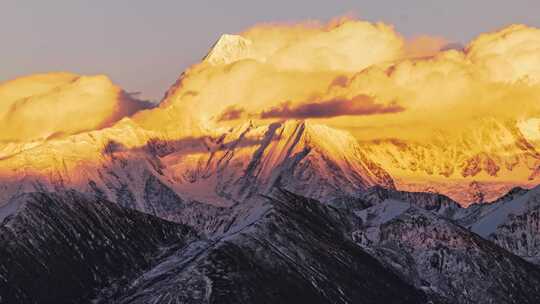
2 0 540 101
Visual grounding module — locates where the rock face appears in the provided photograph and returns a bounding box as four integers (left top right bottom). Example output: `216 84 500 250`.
3 185 540 303
0 191 197 304
102 190 427 304
351 197 540 304
454 185 540 264
490 206 540 264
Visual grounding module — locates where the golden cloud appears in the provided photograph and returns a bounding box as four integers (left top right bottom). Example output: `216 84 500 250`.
4 18 540 146
0 73 151 142
128 19 540 144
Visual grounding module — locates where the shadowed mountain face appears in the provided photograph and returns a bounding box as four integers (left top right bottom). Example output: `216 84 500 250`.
325 186 540 304
102 190 427 304
0 189 428 304
3 186 540 303
0 191 197 304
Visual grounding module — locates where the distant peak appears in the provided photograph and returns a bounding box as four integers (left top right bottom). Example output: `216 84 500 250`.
204 34 257 65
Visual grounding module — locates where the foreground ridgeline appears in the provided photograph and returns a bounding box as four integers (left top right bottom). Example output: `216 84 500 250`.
0 191 196 303
2 187 540 303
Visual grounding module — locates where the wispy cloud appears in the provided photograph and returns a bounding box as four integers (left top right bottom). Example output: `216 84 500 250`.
260 95 404 119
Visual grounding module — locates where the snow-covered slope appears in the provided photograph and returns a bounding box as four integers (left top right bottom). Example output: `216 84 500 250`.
466 188 537 237
357 185 462 218
0 120 394 224
363 117 540 205
0 120 184 215
453 185 540 263
160 120 394 204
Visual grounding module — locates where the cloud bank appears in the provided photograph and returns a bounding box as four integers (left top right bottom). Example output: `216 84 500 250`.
0 73 151 142
4 18 540 144
140 18 540 141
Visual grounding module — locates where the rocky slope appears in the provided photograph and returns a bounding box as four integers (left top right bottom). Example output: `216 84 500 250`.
348 189 540 304
3 181 540 303
99 190 427 304
453 185 540 264
0 191 197 304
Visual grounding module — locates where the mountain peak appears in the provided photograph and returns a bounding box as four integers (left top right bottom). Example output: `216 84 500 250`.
171 120 394 203
204 34 257 65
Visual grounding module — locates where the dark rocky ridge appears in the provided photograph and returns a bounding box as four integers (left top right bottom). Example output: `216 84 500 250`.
0 191 197 304
107 190 427 304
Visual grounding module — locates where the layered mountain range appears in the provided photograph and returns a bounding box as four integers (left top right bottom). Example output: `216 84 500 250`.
363 117 540 204
2 20 540 303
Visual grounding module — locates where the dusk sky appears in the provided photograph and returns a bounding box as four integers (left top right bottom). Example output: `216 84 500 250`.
3 0 540 100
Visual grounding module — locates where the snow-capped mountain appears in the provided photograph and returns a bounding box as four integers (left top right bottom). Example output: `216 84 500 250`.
159 120 394 204
363 117 540 205
2 27 540 304
156 32 540 208
0 119 393 223
203 34 261 65
2 33 539 213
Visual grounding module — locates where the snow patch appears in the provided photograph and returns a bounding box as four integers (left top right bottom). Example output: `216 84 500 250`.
470 187 540 237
